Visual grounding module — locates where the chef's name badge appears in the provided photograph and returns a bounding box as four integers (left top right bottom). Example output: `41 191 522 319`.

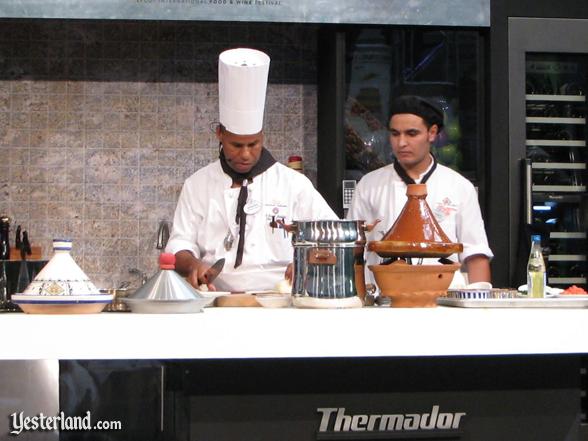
244 200 262 215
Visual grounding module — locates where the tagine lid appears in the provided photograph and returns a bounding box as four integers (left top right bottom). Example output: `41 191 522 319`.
367 184 463 258
22 239 102 297
128 253 205 301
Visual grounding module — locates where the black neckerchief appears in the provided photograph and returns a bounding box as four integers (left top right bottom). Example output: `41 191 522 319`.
219 147 277 268
393 155 437 185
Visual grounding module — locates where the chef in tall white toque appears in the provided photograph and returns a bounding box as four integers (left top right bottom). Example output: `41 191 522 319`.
166 48 337 292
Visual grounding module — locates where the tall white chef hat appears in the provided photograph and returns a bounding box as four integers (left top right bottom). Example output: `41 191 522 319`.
218 48 271 135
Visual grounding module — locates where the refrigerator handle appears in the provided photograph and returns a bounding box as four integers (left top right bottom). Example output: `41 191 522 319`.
523 158 532 225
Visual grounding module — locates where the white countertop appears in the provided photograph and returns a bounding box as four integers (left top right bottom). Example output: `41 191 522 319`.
3 306 588 360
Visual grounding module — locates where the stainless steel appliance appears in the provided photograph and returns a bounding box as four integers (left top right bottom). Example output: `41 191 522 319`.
0 360 59 440
509 18 587 290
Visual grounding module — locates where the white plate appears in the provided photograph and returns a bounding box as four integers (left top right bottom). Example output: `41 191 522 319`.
293 296 363 309
516 292 559 299
12 294 113 304
557 294 588 299
517 284 563 296
255 293 292 308
194 289 231 299
123 298 214 313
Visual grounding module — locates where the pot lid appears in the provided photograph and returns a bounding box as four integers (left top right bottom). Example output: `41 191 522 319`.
129 253 204 301
368 184 463 258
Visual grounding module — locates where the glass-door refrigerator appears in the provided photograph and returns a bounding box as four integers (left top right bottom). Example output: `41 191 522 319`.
341 28 487 216
509 18 587 291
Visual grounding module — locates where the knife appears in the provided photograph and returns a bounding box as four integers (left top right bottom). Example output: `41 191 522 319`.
202 258 225 284
15 225 22 252
22 230 32 255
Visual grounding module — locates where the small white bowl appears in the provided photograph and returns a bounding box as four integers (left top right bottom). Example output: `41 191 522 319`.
466 281 493 290
255 293 292 308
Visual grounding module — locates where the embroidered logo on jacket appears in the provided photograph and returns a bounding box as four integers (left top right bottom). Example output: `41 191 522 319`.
432 197 458 223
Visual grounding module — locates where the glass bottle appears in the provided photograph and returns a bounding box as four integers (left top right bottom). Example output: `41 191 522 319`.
287 155 304 173
527 235 546 298
0 260 8 310
0 216 10 260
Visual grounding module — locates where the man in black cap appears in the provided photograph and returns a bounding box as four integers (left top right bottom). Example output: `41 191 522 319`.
347 95 493 285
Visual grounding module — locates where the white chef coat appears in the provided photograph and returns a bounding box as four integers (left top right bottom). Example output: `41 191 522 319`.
166 160 338 292
346 161 493 285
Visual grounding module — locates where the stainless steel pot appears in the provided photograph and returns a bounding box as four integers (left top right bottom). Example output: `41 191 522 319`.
290 219 368 244
287 220 368 299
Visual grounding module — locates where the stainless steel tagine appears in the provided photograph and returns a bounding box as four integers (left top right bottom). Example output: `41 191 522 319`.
123 253 214 313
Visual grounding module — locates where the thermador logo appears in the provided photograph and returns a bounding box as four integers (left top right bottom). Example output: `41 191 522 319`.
317 406 466 436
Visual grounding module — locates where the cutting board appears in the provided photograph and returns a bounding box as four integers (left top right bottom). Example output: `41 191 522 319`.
8 246 42 261
215 293 261 307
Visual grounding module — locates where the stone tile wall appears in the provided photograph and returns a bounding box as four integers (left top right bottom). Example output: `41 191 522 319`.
0 19 319 289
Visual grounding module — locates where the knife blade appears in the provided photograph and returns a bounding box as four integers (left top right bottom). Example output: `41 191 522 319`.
202 258 225 284
22 230 32 255
15 225 22 252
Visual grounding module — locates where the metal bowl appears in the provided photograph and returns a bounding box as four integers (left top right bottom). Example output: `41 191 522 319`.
101 288 131 312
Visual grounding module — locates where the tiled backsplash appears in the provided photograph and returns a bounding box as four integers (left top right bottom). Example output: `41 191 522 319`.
0 20 319 289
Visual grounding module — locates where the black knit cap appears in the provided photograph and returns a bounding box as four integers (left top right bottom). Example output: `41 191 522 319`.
389 95 444 130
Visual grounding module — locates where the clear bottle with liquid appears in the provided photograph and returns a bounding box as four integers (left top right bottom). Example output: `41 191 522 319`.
527 235 546 298
0 261 8 310
0 216 10 260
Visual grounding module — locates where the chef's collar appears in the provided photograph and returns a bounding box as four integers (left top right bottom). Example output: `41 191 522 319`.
415 154 436 183
394 154 437 185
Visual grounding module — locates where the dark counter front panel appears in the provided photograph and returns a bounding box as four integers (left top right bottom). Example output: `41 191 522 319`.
59 360 165 441
179 356 580 441
58 355 581 441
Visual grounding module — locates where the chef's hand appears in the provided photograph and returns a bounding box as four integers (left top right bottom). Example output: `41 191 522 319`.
285 263 293 283
195 262 221 292
175 251 217 291
194 264 219 292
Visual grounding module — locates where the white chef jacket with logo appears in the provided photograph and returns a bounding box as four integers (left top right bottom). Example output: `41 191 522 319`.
166 161 338 292
346 162 493 284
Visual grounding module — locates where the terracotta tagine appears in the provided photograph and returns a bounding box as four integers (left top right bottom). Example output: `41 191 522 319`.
370 260 460 307
368 184 463 258
367 184 462 307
